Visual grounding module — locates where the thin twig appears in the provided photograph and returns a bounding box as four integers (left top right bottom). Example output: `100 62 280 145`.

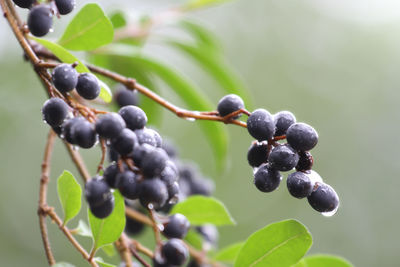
64 142 91 181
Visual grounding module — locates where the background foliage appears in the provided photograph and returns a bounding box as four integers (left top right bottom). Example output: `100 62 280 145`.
0 0 399 266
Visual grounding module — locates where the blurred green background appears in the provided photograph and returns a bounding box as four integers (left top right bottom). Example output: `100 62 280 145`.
1 0 399 266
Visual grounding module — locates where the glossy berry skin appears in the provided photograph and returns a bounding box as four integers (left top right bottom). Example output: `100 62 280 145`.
286 123 318 151
268 144 299 171
254 164 281 192
52 64 78 93
247 109 275 141
62 117 85 145
111 128 137 156
71 119 97 148
141 148 168 178
247 141 268 167
130 143 154 168
55 0 75 15
274 111 296 136
95 113 126 139
76 73 100 100
148 129 162 147
139 178 168 209
103 163 119 188
217 94 244 118
119 106 147 131
287 171 313 199
307 183 339 213
134 128 158 147
114 87 139 107
196 225 219 246
162 140 178 158
116 170 140 200
85 177 113 207
27 5 53 37
42 98 69 127
189 177 214 196
167 182 180 202
161 238 189 266
89 197 114 219
160 161 178 186
296 151 313 171
12 0 35 8
163 213 190 239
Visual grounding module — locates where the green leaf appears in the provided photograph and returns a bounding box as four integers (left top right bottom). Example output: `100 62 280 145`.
94 257 116 267
293 254 354 267
52 263 75 267
57 170 82 225
234 220 312 267
30 38 112 103
184 229 204 250
74 220 92 238
214 242 244 263
182 0 234 11
166 39 252 106
58 3 114 51
88 191 126 251
179 20 221 52
109 11 127 29
101 244 116 257
171 196 235 226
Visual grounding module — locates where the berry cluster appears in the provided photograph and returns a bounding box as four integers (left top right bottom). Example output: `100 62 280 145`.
12 0 75 37
216 94 340 215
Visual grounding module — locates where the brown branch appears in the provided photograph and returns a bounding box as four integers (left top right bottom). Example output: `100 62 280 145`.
64 142 91 181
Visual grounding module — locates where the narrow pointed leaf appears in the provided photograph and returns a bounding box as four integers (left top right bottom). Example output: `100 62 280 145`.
293 254 354 267
88 191 125 250
30 38 112 103
179 20 221 52
58 3 114 51
214 242 244 263
234 220 312 267
57 171 82 225
171 196 235 226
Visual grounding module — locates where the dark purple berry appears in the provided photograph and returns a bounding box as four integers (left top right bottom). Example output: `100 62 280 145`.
119 106 147 131
141 148 168 178
253 164 281 192
161 238 189 266
274 111 296 136
162 140 178 158
71 119 97 149
85 177 113 207
217 94 244 118
42 98 69 127
189 177 214 196
247 141 268 167
196 225 218 246
296 151 314 171
111 128 137 156
114 86 139 107
163 213 190 239
89 197 114 219
139 178 168 209
287 171 313 199
76 73 100 100
125 215 145 236
95 113 126 139
55 0 75 15
52 63 78 93
286 123 318 151
107 145 119 162
148 129 162 147
167 182 180 202
130 143 154 168
27 5 53 37
307 183 339 213
12 0 35 9
103 163 119 188
268 144 299 171
160 161 178 186
116 170 140 200
247 109 275 141
134 128 157 147
62 117 86 145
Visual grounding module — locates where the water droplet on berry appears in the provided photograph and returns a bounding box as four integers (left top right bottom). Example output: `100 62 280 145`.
157 224 164 231
60 133 65 139
321 203 339 217
72 145 79 151
307 170 323 188
49 28 54 33
169 195 179 204
148 203 154 209
185 117 196 122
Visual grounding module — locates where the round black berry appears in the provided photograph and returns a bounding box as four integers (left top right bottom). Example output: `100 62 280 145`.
114 86 139 107
217 94 245 118
286 123 318 151
111 128 137 156
296 151 314 171
161 238 189 266
125 215 145 236
139 178 168 209
287 171 313 199
55 0 75 15
247 109 275 141
247 141 269 167
253 164 281 192
107 145 119 162
130 143 155 168
141 148 168 178
134 128 157 147
268 144 299 171
76 73 100 100
161 140 178 158
119 106 147 131
274 111 296 136
103 163 120 188
167 182 180 202
116 170 140 200
189 177 214 196
85 177 113 207
163 213 190 239
196 225 218 246
160 161 178 186
71 119 97 149
307 183 339 213
52 63 78 93
95 113 126 139
42 98 69 127
89 197 114 219
62 117 86 145
148 129 162 147
12 0 35 8
27 5 53 37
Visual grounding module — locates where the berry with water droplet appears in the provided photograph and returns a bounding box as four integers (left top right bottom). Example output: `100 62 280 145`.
307 182 339 213
268 144 299 171
119 105 147 131
27 5 53 37
161 238 189 266
274 111 296 136
287 171 313 199
95 113 126 139
286 123 318 151
76 73 100 100
253 164 281 192
247 109 275 141
163 213 190 239
42 98 69 127
52 63 78 93
247 141 269 167
55 0 75 15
